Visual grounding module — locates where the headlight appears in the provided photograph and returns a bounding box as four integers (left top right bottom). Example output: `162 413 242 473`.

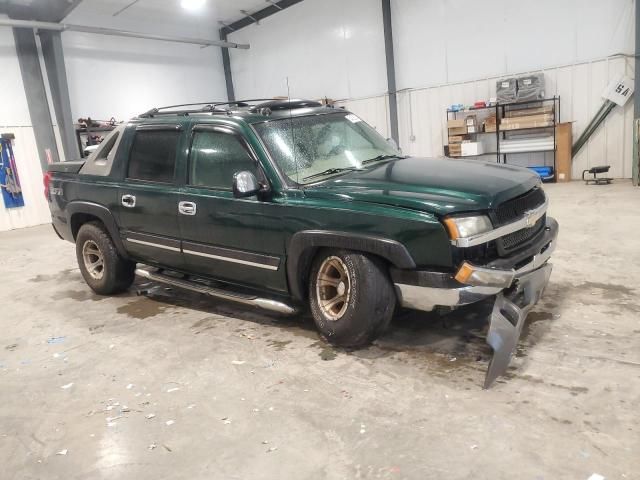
443 215 493 240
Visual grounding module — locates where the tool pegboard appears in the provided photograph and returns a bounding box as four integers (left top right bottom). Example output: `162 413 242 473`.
0 134 25 209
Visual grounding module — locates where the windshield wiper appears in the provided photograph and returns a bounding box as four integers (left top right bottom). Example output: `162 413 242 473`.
361 154 406 165
302 167 361 181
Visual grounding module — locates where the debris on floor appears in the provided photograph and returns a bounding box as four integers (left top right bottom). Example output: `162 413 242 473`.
231 360 246 365
165 420 175 426
60 383 73 389
587 474 605 480
47 336 66 345
56 449 67 456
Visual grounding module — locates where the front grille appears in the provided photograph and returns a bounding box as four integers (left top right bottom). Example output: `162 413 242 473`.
452 241 499 265
494 187 545 226
499 214 546 251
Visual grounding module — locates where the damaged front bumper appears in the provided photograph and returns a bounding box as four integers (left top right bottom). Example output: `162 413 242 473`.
392 216 558 387
484 263 552 387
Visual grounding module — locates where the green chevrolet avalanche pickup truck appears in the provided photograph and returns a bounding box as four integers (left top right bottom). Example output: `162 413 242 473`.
46 99 558 387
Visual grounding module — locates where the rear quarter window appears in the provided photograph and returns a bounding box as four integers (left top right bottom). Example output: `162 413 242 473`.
79 125 125 176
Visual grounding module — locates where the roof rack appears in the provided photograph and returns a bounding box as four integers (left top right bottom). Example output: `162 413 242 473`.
248 99 322 113
138 99 278 118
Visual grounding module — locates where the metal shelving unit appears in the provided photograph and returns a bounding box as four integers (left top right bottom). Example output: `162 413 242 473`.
446 96 560 182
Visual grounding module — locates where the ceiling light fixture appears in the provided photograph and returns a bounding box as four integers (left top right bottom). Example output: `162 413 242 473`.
181 0 206 11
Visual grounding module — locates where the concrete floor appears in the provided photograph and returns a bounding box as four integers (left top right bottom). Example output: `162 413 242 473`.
0 181 638 479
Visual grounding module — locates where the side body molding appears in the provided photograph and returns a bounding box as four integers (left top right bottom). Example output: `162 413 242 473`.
66 201 129 258
286 230 416 301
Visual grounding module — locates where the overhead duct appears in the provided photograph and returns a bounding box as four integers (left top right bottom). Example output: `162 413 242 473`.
0 18 250 49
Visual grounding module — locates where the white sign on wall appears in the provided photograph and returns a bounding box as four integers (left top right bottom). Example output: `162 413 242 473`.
602 75 634 106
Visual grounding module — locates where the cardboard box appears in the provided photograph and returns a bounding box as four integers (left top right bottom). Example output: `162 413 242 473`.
504 105 554 118
448 126 467 135
501 113 554 125
447 118 466 128
500 121 554 131
448 135 464 144
461 142 484 156
316 97 336 106
484 115 497 132
448 144 462 157
555 122 572 182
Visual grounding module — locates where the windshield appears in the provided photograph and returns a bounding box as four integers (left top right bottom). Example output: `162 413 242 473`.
253 112 402 185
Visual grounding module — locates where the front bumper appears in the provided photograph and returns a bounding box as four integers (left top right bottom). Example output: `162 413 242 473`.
393 216 558 312
392 216 558 387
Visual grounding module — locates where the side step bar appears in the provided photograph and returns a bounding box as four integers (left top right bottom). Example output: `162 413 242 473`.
135 268 298 315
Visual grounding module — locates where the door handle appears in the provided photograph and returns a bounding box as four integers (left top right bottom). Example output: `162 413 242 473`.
121 194 136 208
178 201 197 216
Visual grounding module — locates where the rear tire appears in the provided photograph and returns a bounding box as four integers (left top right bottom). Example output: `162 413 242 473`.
309 249 396 347
76 221 135 295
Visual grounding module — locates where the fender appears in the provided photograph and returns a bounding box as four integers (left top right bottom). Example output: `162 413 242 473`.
286 230 416 301
66 201 129 258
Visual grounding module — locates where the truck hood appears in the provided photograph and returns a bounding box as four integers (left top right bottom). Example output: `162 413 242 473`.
303 156 541 216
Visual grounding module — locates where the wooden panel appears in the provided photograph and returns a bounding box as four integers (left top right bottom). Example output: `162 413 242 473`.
555 122 573 182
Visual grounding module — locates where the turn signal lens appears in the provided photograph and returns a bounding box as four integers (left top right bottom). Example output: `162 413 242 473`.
455 261 515 288
443 217 460 239
455 262 474 283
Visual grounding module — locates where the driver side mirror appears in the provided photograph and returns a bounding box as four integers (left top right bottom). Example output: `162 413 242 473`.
232 171 261 198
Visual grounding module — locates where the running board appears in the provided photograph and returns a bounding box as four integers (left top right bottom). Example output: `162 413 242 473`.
135 268 298 315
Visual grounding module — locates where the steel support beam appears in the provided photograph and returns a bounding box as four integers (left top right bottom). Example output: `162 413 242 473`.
39 30 77 161
13 27 60 170
220 30 235 102
0 18 249 49
634 0 640 185
220 0 304 36
218 0 304 103
381 0 399 144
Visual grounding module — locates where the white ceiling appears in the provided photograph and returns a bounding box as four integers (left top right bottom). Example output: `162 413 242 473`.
64 0 273 39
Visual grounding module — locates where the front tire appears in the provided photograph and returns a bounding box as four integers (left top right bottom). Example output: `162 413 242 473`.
309 249 396 347
76 221 135 295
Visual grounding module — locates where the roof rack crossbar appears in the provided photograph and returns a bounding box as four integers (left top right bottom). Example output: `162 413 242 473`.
138 98 278 118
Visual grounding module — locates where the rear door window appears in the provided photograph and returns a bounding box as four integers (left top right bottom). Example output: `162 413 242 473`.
127 129 180 183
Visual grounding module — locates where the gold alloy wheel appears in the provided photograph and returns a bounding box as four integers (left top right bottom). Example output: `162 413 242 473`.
82 240 105 280
316 256 351 321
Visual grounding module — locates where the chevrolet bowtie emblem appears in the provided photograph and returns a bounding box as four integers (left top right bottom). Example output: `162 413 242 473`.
524 209 540 227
